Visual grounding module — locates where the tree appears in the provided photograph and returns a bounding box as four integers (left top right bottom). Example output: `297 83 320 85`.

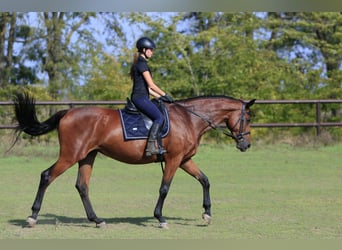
34 12 96 98
262 12 342 127
79 50 132 101
264 12 342 99
0 12 38 88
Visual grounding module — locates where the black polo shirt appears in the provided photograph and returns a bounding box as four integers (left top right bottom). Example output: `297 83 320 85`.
131 56 151 99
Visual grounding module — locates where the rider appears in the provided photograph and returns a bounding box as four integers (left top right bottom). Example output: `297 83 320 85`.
130 37 174 156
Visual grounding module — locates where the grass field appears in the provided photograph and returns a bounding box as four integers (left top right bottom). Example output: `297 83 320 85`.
0 142 341 239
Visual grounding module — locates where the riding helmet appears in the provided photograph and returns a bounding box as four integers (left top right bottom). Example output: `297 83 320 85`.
136 37 156 52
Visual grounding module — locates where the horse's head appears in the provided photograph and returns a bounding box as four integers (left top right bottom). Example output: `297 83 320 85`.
225 99 256 152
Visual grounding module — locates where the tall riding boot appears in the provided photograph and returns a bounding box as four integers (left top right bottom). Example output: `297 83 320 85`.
145 123 166 156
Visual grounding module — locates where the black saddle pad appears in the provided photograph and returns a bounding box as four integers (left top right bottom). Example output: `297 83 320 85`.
119 107 170 140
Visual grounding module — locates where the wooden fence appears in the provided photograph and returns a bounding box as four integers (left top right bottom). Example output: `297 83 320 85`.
252 99 342 136
1 99 341 136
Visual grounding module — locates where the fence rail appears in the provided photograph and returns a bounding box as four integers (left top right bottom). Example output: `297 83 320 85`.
1 99 341 136
252 99 342 136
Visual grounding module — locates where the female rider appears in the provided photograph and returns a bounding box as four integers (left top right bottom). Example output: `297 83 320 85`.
130 37 174 156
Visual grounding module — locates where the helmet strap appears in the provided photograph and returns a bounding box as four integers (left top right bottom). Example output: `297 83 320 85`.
141 49 150 59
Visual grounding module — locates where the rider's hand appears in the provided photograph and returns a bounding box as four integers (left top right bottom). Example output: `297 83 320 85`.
160 93 174 103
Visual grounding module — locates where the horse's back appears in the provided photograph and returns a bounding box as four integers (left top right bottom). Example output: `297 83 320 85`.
59 106 121 141
62 106 118 123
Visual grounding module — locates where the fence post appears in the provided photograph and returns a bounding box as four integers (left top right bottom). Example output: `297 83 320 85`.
316 102 321 136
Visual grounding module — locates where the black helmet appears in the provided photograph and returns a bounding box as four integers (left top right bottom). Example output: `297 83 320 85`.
136 37 156 52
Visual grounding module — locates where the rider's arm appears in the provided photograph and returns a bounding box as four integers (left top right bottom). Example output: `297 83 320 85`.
148 88 162 98
142 71 165 97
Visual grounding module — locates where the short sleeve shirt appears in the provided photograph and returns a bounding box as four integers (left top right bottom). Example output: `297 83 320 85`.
131 56 151 98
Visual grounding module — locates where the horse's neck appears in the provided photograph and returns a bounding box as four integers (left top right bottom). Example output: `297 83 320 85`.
179 97 240 125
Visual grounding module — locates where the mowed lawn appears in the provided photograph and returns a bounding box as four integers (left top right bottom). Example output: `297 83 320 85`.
0 143 341 239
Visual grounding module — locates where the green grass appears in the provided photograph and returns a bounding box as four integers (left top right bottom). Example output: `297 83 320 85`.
0 143 341 239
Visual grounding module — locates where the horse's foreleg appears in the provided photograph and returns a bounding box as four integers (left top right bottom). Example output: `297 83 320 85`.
153 161 179 229
180 159 211 224
154 179 171 228
198 171 211 224
75 151 105 228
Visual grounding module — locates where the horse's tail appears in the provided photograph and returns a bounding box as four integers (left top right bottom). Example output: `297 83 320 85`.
13 92 68 136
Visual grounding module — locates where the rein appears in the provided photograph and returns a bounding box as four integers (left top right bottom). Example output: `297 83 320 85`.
173 102 216 129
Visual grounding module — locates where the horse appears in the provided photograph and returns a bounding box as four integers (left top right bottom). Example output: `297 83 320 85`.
13 92 255 229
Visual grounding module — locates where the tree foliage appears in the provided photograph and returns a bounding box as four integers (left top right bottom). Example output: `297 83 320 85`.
0 13 38 86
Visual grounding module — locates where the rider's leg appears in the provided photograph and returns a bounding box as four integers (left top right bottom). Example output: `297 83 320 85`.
132 97 165 156
145 122 166 156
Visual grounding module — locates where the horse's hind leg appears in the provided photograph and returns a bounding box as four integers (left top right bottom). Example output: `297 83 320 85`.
75 151 105 228
180 159 211 224
27 159 74 227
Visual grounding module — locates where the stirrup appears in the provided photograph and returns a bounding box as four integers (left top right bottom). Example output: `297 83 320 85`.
145 147 167 156
158 147 167 155
145 141 167 156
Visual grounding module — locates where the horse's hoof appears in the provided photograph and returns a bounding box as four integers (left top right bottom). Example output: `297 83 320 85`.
96 221 107 228
202 213 211 225
26 217 37 227
158 222 169 229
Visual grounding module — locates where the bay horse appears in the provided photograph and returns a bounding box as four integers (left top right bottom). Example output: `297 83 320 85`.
13 92 255 229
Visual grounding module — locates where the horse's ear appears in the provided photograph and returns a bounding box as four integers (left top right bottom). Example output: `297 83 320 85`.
246 99 256 108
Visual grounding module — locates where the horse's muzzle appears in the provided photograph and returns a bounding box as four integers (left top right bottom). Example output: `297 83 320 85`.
236 140 251 152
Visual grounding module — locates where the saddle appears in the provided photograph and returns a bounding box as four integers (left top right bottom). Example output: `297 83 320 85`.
119 98 170 140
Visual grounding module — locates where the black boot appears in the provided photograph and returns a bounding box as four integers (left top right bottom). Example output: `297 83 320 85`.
145 123 166 156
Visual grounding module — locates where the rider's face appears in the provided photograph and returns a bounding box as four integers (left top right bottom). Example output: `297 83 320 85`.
144 48 154 58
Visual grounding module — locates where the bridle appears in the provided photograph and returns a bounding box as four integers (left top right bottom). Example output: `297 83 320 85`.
220 102 250 142
173 101 250 143
159 101 250 172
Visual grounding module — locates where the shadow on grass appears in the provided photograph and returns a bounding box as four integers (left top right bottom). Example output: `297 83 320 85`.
8 213 199 228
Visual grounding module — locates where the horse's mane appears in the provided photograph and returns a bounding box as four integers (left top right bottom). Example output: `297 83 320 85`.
176 95 242 103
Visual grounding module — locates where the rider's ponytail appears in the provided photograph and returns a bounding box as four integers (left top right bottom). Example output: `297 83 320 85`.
129 52 140 79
